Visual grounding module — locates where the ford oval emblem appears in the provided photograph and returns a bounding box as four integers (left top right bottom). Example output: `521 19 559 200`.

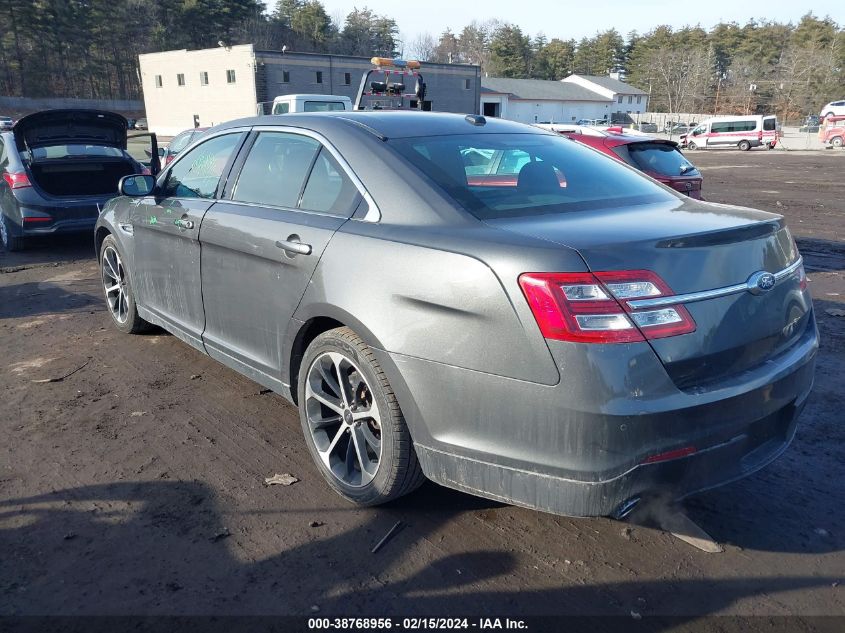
747 271 776 295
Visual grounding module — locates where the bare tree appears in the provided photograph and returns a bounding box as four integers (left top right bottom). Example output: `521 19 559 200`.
647 44 714 129
407 32 436 61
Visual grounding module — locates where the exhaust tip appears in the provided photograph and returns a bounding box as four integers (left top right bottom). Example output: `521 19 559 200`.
612 496 641 521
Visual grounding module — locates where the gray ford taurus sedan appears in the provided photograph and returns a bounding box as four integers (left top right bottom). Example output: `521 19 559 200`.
95 112 817 518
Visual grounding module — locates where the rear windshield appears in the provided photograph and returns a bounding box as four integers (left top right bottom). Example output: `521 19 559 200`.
388 133 673 219
613 142 699 177
25 145 123 160
304 101 346 112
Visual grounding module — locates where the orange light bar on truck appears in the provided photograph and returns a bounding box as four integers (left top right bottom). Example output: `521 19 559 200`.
370 57 421 69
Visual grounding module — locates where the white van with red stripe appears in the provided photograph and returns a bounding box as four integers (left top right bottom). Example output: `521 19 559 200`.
681 115 778 151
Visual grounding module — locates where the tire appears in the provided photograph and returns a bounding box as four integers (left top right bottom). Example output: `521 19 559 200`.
298 326 425 506
0 212 25 252
832 136 844 148
99 234 149 334
687 141 697 150
738 140 751 151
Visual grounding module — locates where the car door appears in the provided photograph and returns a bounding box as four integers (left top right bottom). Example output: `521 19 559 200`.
199 129 363 390
130 130 246 350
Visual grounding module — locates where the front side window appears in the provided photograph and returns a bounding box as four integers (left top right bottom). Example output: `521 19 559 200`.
163 133 243 199
763 118 776 131
389 133 673 220
226 69 236 84
167 131 194 155
273 102 290 114
232 132 320 208
300 148 360 216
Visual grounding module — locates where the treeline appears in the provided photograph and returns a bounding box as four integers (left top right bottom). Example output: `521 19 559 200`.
0 0 400 101
421 14 844 120
1 1 842 120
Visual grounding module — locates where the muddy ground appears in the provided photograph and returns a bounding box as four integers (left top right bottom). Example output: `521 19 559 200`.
1 150 844 626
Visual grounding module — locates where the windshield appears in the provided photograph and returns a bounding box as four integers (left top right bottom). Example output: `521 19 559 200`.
613 142 699 177
388 133 674 219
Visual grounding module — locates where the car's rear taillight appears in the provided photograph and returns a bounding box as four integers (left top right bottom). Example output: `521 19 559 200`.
519 270 696 344
2 171 31 189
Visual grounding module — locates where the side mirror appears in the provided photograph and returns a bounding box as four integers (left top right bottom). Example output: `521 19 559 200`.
157 147 166 158
120 174 156 197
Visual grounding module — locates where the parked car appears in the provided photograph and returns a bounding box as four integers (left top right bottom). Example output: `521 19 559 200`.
127 118 137 130
819 100 845 119
0 116 13 131
563 129 703 199
135 118 148 130
0 109 153 251
799 115 820 133
638 122 659 133
162 127 209 166
97 112 816 518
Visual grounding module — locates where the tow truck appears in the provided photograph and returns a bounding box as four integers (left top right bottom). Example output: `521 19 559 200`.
354 58 428 111
819 114 845 148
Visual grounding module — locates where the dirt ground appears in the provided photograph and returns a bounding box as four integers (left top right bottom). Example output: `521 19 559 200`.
1 150 844 627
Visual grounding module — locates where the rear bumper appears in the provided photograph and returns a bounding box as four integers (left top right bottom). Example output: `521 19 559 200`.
21 216 97 236
376 315 818 517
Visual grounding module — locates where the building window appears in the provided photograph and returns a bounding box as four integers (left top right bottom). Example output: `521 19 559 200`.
628 95 633 104
282 70 290 83
464 78 471 90
315 71 323 84
344 72 351 85
200 71 209 86
617 95 623 103
637 96 642 104
226 69 236 84
177 73 185 87
155 75 162 88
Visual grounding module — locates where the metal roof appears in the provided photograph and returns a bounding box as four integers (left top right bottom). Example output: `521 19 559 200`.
480 77 611 102
568 74 648 96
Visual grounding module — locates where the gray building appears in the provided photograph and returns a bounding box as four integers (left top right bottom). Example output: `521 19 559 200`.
139 44 480 135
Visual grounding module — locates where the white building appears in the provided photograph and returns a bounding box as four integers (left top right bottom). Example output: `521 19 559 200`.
562 73 648 119
480 73 648 125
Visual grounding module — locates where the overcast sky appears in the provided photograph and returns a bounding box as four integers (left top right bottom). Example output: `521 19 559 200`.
272 1 844 45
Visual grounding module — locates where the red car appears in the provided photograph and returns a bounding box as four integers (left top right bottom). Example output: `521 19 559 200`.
558 128 703 199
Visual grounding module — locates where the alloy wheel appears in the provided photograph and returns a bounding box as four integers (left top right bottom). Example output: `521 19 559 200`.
101 245 129 324
305 352 382 487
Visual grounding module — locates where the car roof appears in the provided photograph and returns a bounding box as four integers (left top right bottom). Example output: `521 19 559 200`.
211 111 551 140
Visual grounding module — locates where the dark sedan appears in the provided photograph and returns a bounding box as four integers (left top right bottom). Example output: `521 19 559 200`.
0 110 151 251
96 112 816 518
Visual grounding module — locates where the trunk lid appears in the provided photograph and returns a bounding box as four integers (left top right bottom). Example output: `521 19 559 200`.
490 199 812 390
13 109 127 153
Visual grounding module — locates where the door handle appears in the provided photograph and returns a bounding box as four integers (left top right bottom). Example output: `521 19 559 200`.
275 238 312 256
174 217 194 230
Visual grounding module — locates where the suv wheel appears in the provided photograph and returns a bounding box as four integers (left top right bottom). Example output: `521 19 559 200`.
687 141 697 150
738 140 752 151
832 136 844 148
298 327 425 506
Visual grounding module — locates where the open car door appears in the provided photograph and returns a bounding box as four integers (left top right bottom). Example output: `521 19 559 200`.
126 132 160 175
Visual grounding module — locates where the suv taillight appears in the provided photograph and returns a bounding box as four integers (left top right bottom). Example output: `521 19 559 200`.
2 171 31 189
519 270 696 343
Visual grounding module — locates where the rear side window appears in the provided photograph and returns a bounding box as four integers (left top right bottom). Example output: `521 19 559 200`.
299 148 360 216
232 132 320 208
711 120 757 133
163 133 243 199
614 143 699 177
389 133 673 219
